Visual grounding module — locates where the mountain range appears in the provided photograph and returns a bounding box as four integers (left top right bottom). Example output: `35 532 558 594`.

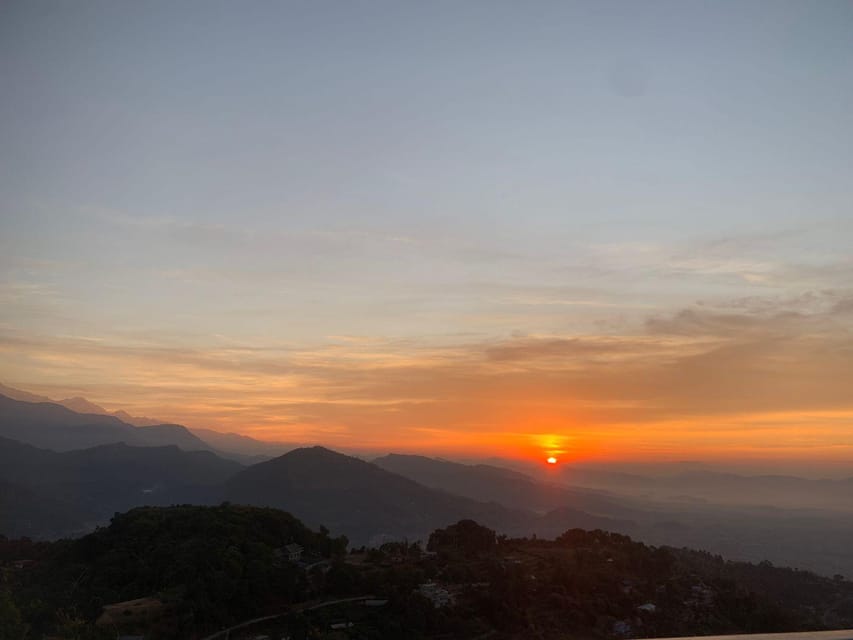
224 446 535 545
0 392 636 546
0 435 241 538
0 392 216 453
0 385 286 463
0 382 162 426
3 386 853 577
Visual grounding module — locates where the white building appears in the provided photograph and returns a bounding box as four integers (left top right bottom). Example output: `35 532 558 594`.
417 582 453 608
284 543 303 562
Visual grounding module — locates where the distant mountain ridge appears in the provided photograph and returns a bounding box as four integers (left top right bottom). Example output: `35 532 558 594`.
0 383 290 464
0 429 636 546
0 436 242 538
2 430 853 577
0 382 161 426
189 426 294 458
0 393 216 453
374 453 641 518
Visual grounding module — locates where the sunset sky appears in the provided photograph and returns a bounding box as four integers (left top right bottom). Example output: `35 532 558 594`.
1 1 852 466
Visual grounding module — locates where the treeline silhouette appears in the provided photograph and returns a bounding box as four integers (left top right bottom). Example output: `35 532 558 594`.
2 505 853 639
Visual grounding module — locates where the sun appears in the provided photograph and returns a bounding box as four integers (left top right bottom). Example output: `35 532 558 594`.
546 456 558 465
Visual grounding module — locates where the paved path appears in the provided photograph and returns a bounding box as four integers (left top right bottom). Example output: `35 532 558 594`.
200 595 376 640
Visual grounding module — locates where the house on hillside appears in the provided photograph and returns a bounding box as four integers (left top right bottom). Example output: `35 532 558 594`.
417 582 454 608
274 543 304 564
284 543 303 562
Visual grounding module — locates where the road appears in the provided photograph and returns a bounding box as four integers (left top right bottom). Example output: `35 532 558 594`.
199 595 377 640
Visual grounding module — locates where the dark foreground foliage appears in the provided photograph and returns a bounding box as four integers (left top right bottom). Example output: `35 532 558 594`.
1 504 347 638
2 506 853 639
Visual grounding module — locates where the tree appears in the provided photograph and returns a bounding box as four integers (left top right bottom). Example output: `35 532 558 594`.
0 589 27 640
427 520 496 556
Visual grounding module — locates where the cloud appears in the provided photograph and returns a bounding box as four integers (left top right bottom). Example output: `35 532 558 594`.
483 336 675 363
2 288 852 460
3 208 853 466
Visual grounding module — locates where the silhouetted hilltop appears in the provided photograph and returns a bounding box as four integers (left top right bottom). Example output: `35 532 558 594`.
225 446 530 543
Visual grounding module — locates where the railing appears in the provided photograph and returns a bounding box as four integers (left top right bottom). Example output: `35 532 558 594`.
641 631 853 640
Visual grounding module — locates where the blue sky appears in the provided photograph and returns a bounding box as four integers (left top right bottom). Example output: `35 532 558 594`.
1 1 852 461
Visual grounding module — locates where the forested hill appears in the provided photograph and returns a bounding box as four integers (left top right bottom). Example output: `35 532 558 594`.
1 504 348 639
2 505 853 640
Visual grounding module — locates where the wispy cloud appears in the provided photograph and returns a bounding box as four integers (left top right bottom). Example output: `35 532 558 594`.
2 289 852 459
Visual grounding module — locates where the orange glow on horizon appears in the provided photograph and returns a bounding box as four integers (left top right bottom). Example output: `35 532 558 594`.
14 375 853 465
